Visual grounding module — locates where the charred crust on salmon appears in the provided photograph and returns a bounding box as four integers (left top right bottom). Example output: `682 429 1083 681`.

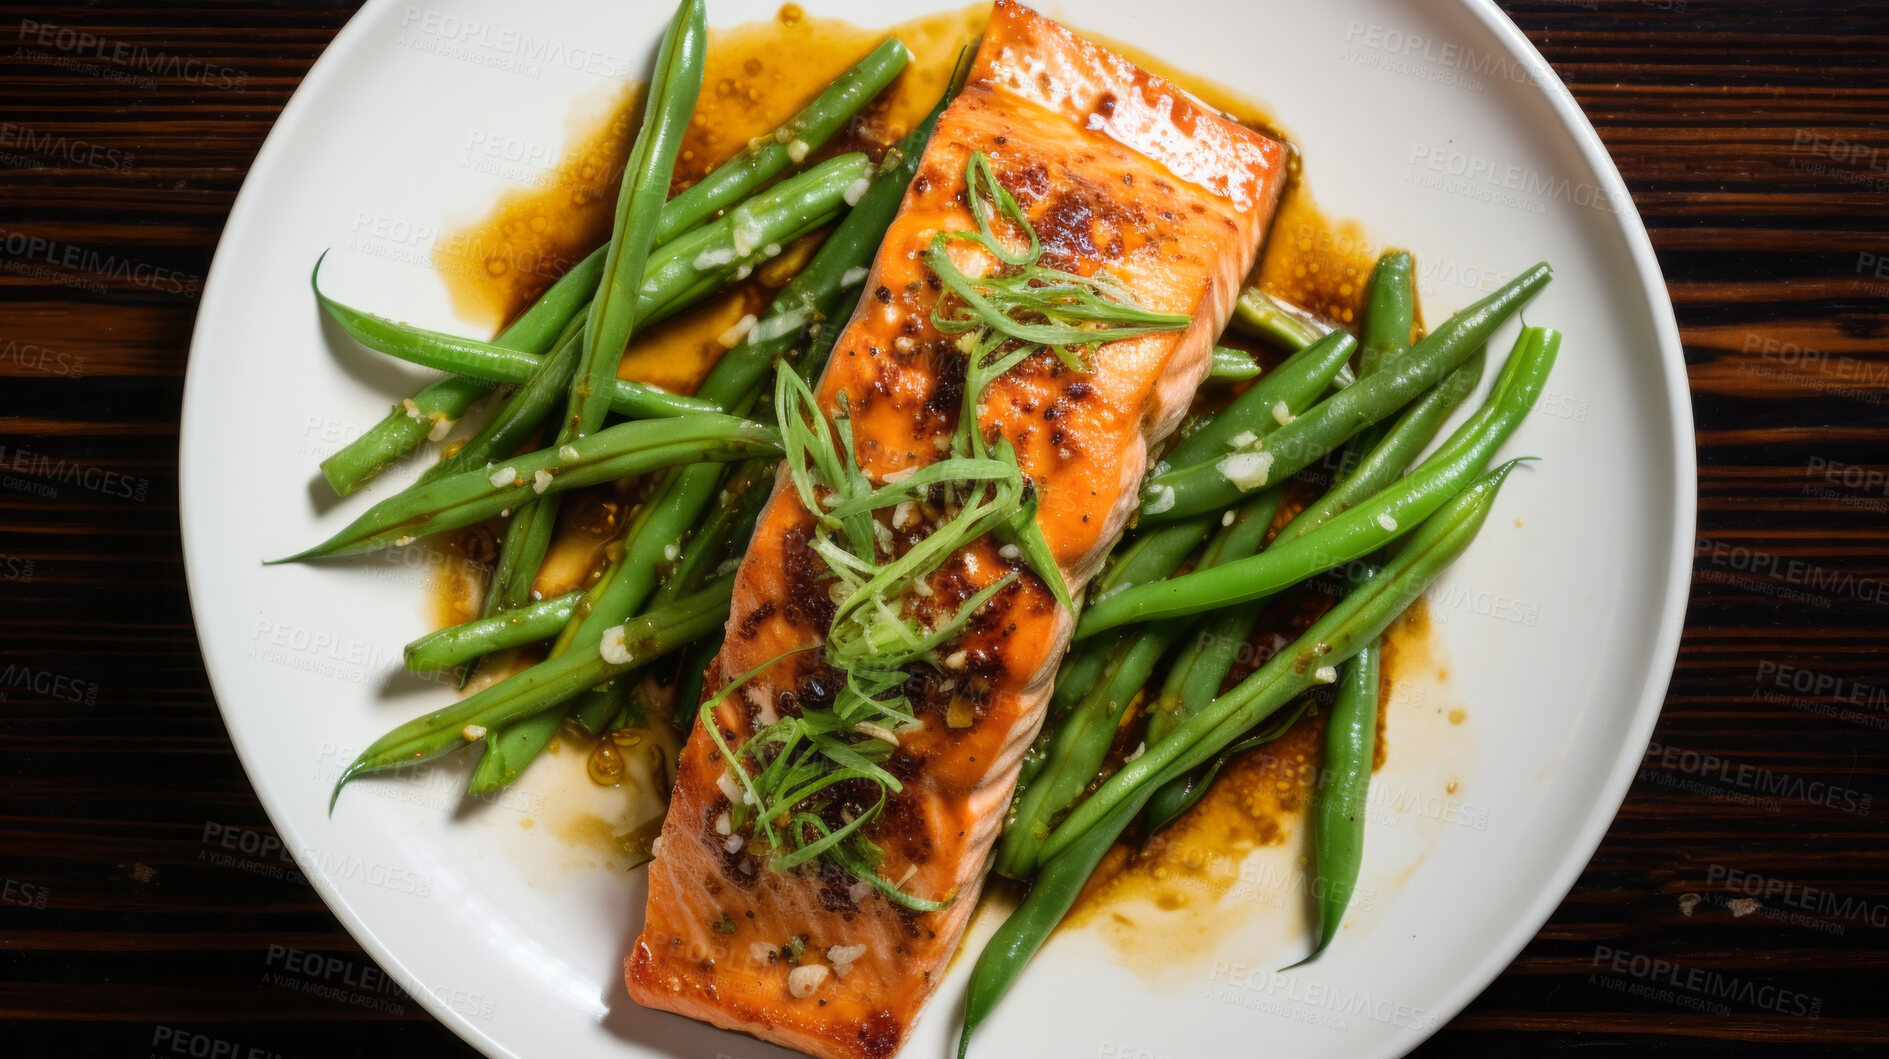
737 599 776 641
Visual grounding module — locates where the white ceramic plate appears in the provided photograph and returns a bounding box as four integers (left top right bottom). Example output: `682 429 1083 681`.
181 1 1693 1056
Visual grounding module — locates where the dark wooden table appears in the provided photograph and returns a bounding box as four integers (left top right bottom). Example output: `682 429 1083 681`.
4 1 1886 1055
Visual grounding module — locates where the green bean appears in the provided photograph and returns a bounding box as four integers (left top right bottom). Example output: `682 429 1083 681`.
330 575 734 807
570 0 706 441
457 58 964 792
1002 490 1283 878
468 704 564 794
797 284 855 385
316 247 606 495
1079 326 1557 638
1138 263 1550 522
511 121 921 633
328 24 924 797
997 621 1176 878
1343 251 1417 461
1046 458 1518 865
1047 517 1213 721
660 458 774 604
571 660 656 737
671 630 723 731
321 377 491 497
1138 490 1283 748
1086 259 1437 833
1138 348 1486 819
1358 252 1414 378
1158 329 1354 471
474 159 851 633
560 444 767 740
539 266 839 734
487 488 562 613
1207 345 1259 381
653 38 910 243
559 468 736 735
961 471 1511 1057
606 700 635 733
529 74 957 659
477 181 826 616
563 475 699 641
1144 601 1255 746
1296 642 1378 965
312 271 714 421
959 765 1143 1059
403 590 581 672
1138 698 1311 837
475 370 765 772
318 33 904 492
270 414 780 561
1091 518 1217 601
1137 346 1487 833
468 471 705 787
1298 346 1484 531
1230 287 1333 350
469 225 770 624
462 142 871 666
689 58 961 406
420 315 587 488
478 459 751 767
633 153 870 342
468 473 681 788
1037 514 1219 759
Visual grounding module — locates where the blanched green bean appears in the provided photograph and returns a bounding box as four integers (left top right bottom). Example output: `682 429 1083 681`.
1299 643 1379 964
1296 347 1485 532
320 377 489 498
317 246 606 495
311 158 876 421
1231 287 1333 350
1138 349 1486 826
1138 263 1550 522
671 629 723 731
960 464 1514 1057
1139 491 1282 749
1080 326 1558 638
1044 460 1521 865
1159 329 1355 472
403 590 581 672
1002 489 1283 878
1358 252 1414 378
1344 251 1417 461
318 33 906 494
418 315 587 487
329 575 734 807
1046 517 1213 723
573 0 704 441
271 415 780 561
1138 698 1311 837
461 69 967 790
1208 345 1260 381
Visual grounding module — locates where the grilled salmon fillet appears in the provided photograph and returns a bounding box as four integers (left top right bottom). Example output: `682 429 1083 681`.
627 3 1287 1055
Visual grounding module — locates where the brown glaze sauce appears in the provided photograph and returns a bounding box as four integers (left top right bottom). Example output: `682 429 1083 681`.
423 1 1458 967
435 81 643 335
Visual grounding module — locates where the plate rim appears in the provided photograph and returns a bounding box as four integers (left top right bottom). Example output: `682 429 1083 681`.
1382 1 1697 1049
177 3 525 1056
178 1 1698 1056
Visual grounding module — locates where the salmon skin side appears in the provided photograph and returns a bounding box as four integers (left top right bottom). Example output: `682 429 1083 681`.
627 3 1287 1056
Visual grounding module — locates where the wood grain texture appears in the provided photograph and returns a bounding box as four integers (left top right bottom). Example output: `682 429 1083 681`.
1 1 1885 1056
